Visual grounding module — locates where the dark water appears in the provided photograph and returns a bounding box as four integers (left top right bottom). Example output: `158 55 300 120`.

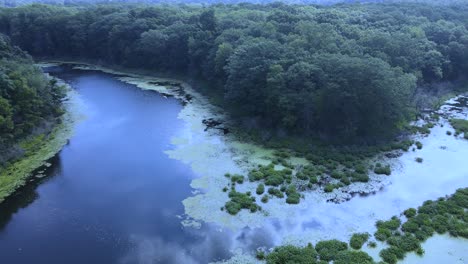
0 66 234 264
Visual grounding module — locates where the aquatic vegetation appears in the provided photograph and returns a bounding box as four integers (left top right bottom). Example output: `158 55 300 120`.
256 184 265 195
230 174 244 184
315 240 348 262
374 164 391 175
449 119 468 136
285 185 301 204
350 233 370 249
224 190 260 215
268 187 284 198
415 141 423 150
264 188 468 264
266 244 317 264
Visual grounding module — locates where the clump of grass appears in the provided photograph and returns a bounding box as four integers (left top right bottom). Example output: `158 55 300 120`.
374 164 391 175
415 141 423 150
350 233 370 249
446 130 452 135
261 194 269 203
256 184 265 195
415 157 423 163
285 185 300 204
449 119 468 135
230 174 244 184
268 187 284 198
224 190 260 215
368 241 377 248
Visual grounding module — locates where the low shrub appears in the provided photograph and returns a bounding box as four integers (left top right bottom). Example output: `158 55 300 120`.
256 184 265 195
374 165 391 175
350 233 370 250
415 157 423 163
268 187 284 198
315 240 348 262
266 244 317 264
415 141 423 150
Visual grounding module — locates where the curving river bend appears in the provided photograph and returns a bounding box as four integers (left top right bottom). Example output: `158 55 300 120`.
0 65 467 264
0 65 236 263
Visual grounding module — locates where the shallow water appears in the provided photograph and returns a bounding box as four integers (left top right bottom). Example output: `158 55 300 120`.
0 65 467 264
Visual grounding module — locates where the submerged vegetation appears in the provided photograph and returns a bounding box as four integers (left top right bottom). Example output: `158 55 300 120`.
262 188 468 263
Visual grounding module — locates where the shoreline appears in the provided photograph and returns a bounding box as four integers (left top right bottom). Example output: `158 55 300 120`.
0 76 83 204
32 61 468 263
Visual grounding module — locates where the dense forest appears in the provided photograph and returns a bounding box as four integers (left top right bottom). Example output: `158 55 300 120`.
1 2 468 142
0 33 64 165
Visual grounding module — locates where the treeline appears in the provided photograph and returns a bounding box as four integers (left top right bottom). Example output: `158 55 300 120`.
1 3 468 141
0 33 64 164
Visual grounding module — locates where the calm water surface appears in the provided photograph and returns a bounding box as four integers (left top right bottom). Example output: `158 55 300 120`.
0 66 234 264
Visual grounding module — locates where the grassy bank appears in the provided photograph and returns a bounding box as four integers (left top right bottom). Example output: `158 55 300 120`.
0 86 78 203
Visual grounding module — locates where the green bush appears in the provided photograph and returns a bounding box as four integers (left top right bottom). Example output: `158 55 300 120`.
266 244 317 264
268 188 284 198
415 157 423 163
324 184 335 193
415 141 423 150
230 174 244 184
350 233 370 250
334 250 373 264
403 208 417 218
224 190 259 215
374 165 391 175
377 216 401 230
450 119 468 135
315 240 348 262
256 184 265 195
261 195 269 203
375 227 392 241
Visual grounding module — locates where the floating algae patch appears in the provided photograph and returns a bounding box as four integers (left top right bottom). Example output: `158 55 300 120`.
0 84 84 203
